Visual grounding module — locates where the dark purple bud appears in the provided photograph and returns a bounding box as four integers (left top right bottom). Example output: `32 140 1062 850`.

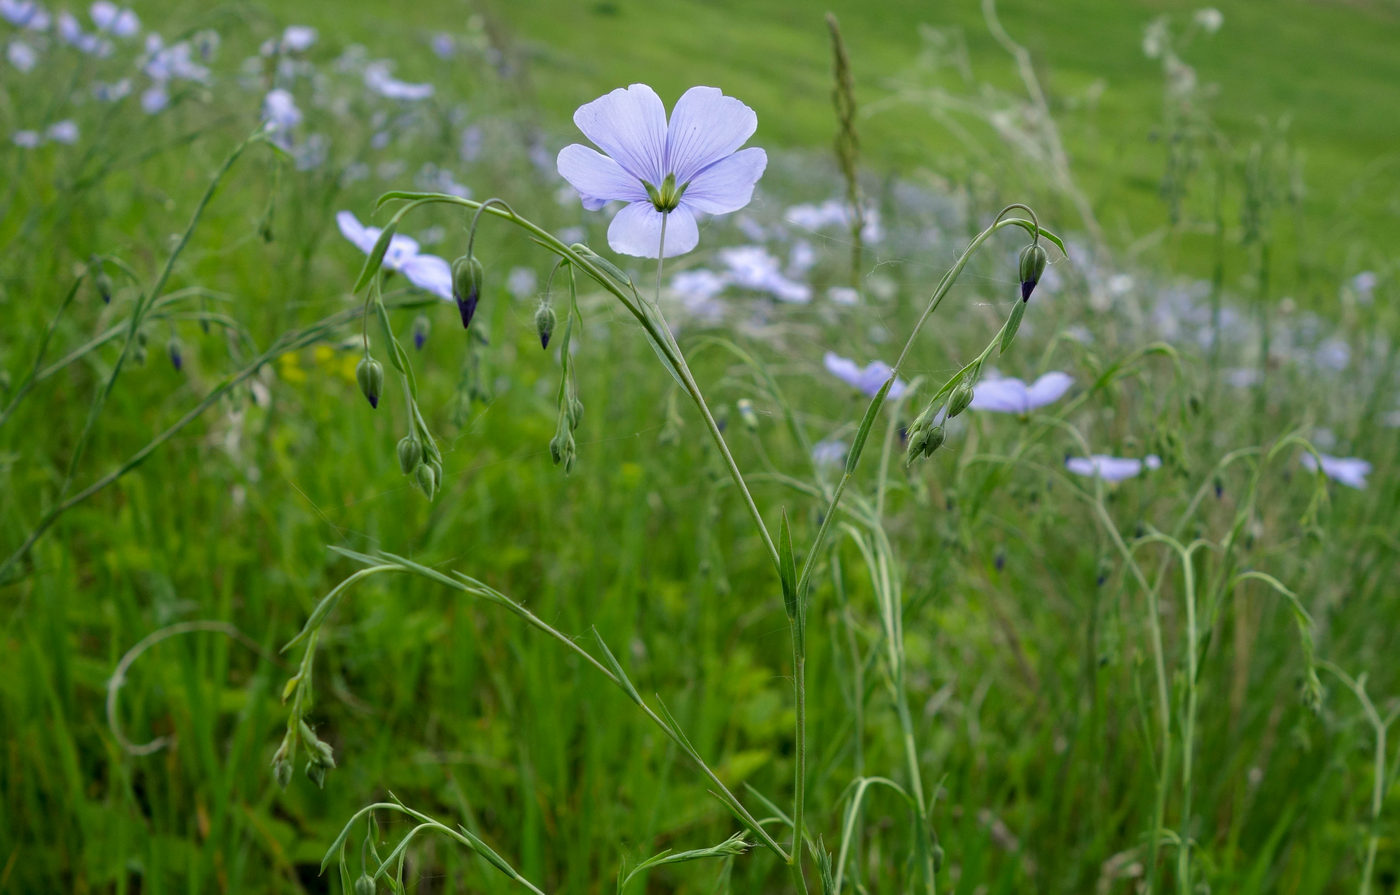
1018 243 1048 302
168 338 183 372
994 550 1005 572
535 304 556 349
452 256 484 329
412 315 430 351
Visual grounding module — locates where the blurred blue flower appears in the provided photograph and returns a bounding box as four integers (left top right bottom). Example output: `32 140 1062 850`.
1065 454 1161 482
823 352 906 399
970 372 1073 415
1300 452 1370 489
336 211 453 302
557 84 767 258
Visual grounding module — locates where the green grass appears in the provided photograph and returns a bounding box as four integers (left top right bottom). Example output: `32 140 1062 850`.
1 1 1398 893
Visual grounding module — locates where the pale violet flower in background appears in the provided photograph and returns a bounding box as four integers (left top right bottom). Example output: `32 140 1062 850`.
970 372 1073 415
364 61 434 101
506 267 538 300
57 10 112 56
262 88 302 135
7 39 37 72
668 269 729 322
823 352 907 399
1300 452 1370 489
1349 271 1377 303
12 130 42 148
557 84 767 258
1066 454 1162 481
45 120 78 144
1 0 49 30
143 34 210 83
431 33 455 59
718 245 809 302
335 211 453 301
89 2 139 37
140 84 169 114
827 285 859 306
279 25 317 53
812 439 847 467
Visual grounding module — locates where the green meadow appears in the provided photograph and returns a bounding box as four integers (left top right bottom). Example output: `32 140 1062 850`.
1 1 1396 893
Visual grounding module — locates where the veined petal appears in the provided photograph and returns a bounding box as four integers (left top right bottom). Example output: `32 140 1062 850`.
557 143 647 210
573 84 667 184
382 234 420 269
1025 372 1073 409
681 147 767 215
400 254 453 301
607 203 698 258
666 86 758 183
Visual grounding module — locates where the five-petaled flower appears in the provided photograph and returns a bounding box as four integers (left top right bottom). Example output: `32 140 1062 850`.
557 84 767 258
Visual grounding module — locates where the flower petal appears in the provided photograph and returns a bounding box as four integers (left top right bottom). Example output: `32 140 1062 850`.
399 254 453 301
1025 371 1073 409
665 86 758 183
336 211 375 254
970 378 1028 414
557 143 647 211
681 147 767 215
607 203 698 258
573 84 668 184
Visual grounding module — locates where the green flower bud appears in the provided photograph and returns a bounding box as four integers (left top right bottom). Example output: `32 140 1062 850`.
167 337 184 372
356 357 384 409
535 303 556 349
923 424 946 456
272 758 293 789
415 462 438 500
452 256 484 329
567 395 584 431
354 876 376 895
305 760 327 789
947 380 974 417
397 436 422 475
1018 243 1048 301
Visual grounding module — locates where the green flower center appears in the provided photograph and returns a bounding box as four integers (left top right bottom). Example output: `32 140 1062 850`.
642 173 689 213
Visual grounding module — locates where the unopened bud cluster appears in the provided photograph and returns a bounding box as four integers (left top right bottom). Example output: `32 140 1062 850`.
906 373 976 465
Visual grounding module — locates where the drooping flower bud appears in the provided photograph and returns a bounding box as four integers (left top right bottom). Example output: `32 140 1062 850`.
535 303 556 349
356 357 384 409
947 380 974 417
1018 243 1048 301
167 337 184 372
567 395 584 431
415 462 438 499
923 424 946 456
452 256 484 329
354 876 376 895
412 314 430 351
94 266 113 304
272 758 293 788
397 436 422 474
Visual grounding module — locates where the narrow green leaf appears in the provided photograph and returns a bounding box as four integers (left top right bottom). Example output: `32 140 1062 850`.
845 379 893 475
1000 298 1028 354
353 223 398 293
779 510 797 621
592 627 643 705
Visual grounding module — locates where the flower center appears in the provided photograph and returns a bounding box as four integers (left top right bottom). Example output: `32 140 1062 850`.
641 173 688 213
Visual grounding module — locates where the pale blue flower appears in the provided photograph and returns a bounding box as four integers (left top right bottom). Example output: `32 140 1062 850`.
718 245 809 303
969 372 1073 415
7 40 37 72
336 211 453 301
1066 454 1161 481
557 84 767 258
12 130 41 148
57 11 112 56
140 84 169 115
262 88 302 135
1 0 50 30
823 351 907 399
45 120 78 144
812 439 847 467
89 2 139 37
364 61 434 101
1300 452 1370 490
